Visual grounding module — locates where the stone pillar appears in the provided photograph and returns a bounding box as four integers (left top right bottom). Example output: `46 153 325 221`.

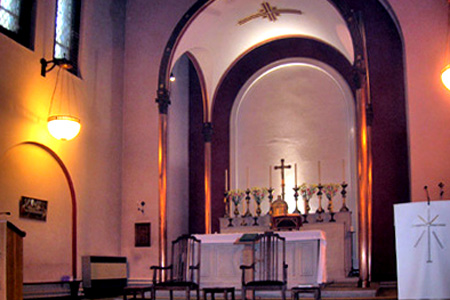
203 122 213 234
156 88 170 268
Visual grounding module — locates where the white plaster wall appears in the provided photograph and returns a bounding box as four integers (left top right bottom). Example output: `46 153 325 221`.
231 59 357 218
121 0 195 281
388 0 450 201
0 0 125 280
120 0 450 281
167 56 190 244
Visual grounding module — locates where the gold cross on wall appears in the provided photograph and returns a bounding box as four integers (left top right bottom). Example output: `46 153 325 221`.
274 159 291 201
238 2 303 25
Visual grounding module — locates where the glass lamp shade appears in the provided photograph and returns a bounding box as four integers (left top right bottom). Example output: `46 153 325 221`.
47 115 81 141
441 64 450 90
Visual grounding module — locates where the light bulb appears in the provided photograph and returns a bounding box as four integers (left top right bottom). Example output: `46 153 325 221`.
441 64 450 90
47 115 81 141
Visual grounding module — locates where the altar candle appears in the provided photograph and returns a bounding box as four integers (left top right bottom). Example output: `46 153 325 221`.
295 163 298 186
342 159 345 182
225 169 228 191
246 167 249 188
318 161 321 183
269 165 272 187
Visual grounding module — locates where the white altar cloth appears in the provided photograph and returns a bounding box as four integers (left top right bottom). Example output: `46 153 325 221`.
195 230 326 288
394 201 450 300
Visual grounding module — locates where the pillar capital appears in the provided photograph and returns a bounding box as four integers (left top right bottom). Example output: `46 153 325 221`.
203 122 213 143
353 55 366 89
156 88 171 114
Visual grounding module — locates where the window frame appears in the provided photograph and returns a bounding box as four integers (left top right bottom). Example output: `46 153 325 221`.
0 0 36 49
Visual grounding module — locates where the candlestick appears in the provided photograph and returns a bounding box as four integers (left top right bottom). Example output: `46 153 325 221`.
269 165 272 187
318 161 321 183
295 163 298 186
316 183 324 222
339 181 349 212
268 187 274 216
293 186 300 214
246 167 249 188
241 188 252 226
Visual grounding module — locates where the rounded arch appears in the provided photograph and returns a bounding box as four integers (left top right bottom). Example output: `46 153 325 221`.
184 51 210 122
157 0 409 284
15 141 77 279
210 37 355 233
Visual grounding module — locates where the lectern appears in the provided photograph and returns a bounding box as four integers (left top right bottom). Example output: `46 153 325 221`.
0 221 26 300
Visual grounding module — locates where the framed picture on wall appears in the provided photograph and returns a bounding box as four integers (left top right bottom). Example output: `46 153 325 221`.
135 222 151 247
19 196 48 221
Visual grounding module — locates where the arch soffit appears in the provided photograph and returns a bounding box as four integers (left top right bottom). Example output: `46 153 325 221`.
210 36 356 125
161 0 357 105
159 0 405 120
184 51 210 122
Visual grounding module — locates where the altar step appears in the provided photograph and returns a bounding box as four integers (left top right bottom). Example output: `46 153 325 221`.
40 282 397 300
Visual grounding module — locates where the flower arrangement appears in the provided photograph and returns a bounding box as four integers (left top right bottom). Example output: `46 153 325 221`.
250 187 268 204
228 189 246 206
228 189 246 217
300 184 318 201
322 183 340 200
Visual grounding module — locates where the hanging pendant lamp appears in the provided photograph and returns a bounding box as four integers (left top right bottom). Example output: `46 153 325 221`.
40 58 81 141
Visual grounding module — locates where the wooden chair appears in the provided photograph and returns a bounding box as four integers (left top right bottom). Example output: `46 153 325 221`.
150 235 201 300
240 231 288 300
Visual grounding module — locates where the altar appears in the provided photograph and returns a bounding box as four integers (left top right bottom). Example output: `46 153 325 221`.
194 230 326 288
220 211 353 282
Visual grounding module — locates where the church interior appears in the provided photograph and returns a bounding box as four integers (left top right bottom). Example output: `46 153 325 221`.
1 0 450 299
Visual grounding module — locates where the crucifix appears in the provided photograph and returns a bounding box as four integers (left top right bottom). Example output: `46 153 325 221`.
274 159 291 201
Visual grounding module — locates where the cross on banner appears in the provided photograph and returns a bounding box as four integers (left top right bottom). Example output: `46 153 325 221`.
274 159 291 201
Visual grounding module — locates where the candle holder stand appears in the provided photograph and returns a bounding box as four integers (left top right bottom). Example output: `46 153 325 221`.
316 184 324 222
241 189 252 226
339 182 349 212
327 195 336 222
267 187 274 216
293 186 301 214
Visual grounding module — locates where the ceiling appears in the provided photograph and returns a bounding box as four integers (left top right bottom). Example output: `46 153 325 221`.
170 0 354 109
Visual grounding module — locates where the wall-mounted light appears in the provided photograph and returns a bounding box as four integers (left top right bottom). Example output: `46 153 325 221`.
441 1 450 90
169 72 176 82
40 58 81 141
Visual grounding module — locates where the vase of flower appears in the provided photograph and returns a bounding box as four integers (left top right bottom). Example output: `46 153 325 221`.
323 183 340 222
300 184 317 223
228 189 245 218
250 187 268 225
251 187 268 216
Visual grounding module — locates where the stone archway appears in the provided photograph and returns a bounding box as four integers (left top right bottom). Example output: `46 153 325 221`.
157 0 409 284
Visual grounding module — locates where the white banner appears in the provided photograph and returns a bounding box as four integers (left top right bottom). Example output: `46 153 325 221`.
394 201 450 299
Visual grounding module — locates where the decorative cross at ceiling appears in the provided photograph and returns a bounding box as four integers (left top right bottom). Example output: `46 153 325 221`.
238 2 303 25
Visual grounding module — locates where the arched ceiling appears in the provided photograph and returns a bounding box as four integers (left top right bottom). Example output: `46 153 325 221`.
170 0 354 105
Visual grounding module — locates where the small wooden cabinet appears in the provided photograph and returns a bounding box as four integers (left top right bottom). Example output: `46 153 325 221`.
0 221 26 300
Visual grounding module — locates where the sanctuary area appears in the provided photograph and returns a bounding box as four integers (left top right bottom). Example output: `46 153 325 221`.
1 0 450 300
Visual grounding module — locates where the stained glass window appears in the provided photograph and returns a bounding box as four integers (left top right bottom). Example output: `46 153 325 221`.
0 0 34 48
0 0 21 32
54 0 81 71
